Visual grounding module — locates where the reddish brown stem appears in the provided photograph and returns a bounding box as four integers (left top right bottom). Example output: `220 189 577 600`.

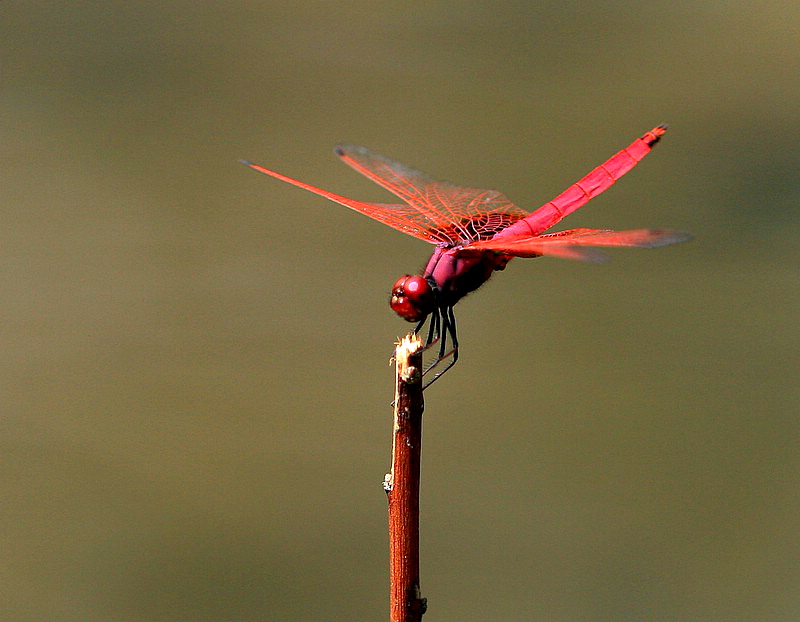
384 334 427 622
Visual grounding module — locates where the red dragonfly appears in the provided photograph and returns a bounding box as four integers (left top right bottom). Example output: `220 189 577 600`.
243 125 690 387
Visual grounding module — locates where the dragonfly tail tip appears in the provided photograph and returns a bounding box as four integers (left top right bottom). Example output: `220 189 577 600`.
644 125 668 146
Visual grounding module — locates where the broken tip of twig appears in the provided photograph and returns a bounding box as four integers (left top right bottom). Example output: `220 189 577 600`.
396 334 423 380
394 333 424 405
395 333 423 363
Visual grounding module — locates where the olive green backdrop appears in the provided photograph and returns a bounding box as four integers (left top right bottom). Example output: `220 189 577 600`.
2 2 798 621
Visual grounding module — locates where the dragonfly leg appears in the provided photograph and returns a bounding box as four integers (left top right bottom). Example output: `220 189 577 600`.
446 304 459 363
418 307 445 358
426 309 440 347
420 305 459 389
412 310 441 350
437 309 448 359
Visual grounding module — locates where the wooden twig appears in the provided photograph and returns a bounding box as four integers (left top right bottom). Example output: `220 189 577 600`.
384 334 427 622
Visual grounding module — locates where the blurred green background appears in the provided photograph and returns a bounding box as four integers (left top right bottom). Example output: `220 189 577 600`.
2 2 799 621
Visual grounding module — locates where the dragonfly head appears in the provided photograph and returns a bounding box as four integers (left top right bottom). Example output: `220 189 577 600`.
390 275 435 322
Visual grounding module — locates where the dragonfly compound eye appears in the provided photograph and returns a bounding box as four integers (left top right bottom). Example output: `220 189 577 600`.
389 275 435 322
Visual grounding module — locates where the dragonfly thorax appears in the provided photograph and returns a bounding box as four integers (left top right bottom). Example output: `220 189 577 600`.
390 275 436 322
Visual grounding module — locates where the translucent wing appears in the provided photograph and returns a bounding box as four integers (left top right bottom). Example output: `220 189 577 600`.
335 145 529 245
242 160 443 244
462 228 692 262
